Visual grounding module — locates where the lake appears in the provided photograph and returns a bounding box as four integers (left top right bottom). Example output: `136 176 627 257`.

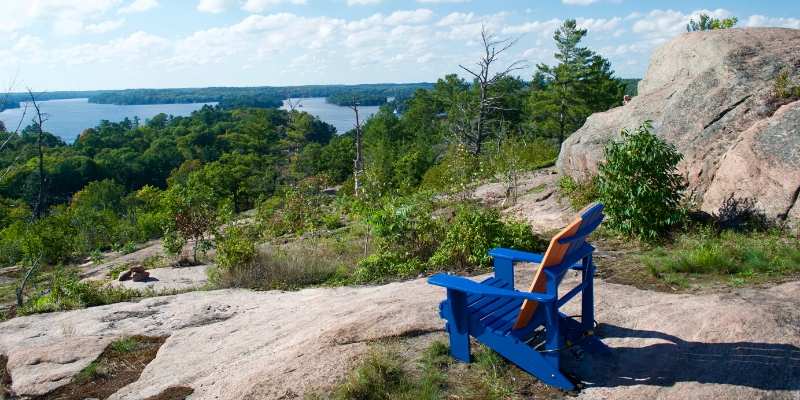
0 97 381 143
0 98 216 143
280 97 380 134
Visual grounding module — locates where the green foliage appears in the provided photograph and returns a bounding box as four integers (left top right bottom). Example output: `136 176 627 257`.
528 19 625 143
109 337 139 353
429 205 544 270
18 268 140 315
161 173 227 263
558 175 599 210
774 68 800 99
333 348 410 400
421 145 488 194
215 226 257 272
598 121 686 240
687 14 738 31
644 229 800 282
256 181 337 238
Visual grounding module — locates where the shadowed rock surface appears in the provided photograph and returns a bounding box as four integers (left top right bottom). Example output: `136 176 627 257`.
557 27 800 224
1 265 798 399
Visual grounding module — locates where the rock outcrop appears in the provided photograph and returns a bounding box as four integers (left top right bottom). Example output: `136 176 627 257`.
2 267 799 399
557 28 800 223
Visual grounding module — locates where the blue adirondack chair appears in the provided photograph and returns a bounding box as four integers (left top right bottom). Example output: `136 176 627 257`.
428 203 605 390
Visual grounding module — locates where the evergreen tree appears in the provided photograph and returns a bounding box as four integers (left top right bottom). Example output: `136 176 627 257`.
527 20 624 143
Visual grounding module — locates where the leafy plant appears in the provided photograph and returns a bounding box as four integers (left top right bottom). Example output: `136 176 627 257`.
215 226 257 272
597 121 686 241
429 205 544 270
686 14 738 31
558 175 599 210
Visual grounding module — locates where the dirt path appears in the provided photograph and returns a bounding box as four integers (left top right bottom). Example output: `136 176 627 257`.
1 264 798 399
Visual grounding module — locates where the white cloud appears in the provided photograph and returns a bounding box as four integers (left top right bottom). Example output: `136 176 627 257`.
119 0 158 14
241 0 307 13
745 15 800 29
437 12 474 27
417 0 470 3
85 19 126 33
562 0 599 5
385 9 434 25
576 17 621 32
347 0 381 5
197 0 233 13
55 31 170 65
0 1 124 34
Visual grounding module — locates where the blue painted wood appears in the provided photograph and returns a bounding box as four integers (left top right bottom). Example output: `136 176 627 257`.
428 274 556 302
428 202 606 391
446 288 470 362
492 257 515 289
488 248 544 263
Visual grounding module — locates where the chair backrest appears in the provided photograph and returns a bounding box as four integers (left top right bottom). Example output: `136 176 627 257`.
513 202 604 330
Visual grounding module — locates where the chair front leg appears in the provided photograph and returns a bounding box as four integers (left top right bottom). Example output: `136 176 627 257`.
446 289 471 363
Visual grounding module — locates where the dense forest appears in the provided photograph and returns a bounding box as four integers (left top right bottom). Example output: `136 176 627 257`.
0 83 435 111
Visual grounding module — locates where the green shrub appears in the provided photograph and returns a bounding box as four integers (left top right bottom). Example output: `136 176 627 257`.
215 226 257 272
352 252 425 283
558 175 599 210
421 145 488 194
429 205 544 270
365 193 443 261
598 121 686 241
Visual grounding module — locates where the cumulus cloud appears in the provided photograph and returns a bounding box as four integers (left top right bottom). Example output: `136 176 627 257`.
241 0 307 13
347 0 382 5
85 19 126 33
0 1 124 34
196 0 233 13
745 15 800 29
417 0 470 3
562 0 600 5
119 0 159 14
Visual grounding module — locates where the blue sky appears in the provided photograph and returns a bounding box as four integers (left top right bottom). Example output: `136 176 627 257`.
1 0 798 91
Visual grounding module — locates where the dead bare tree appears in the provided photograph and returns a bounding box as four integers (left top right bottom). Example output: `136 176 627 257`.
27 89 48 219
285 98 303 111
15 254 42 307
349 96 364 197
457 25 526 156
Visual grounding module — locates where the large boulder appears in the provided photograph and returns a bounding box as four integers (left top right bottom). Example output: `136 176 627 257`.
557 28 800 223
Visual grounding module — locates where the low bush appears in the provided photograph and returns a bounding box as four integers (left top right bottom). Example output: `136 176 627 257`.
598 121 686 241
429 205 544 271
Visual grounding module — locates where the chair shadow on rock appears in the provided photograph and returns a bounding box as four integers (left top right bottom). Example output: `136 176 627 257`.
562 324 800 391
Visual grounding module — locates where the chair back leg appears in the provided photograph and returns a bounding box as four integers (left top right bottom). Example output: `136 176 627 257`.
581 255 595 332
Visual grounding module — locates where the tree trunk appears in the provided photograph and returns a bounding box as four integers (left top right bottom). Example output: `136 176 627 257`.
352 101 364 197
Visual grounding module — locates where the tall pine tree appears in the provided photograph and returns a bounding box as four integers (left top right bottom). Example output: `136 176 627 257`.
527 20 624 144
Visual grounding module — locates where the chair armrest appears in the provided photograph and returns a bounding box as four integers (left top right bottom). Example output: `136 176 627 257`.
428 273 556 303
489 248 544 264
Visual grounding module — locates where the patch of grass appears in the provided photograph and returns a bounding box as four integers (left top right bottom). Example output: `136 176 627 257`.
210 230 366 290
35 336 166 400
319 339 563 400
109 337 140 353
558 175 599 211
333 348 412 400
643 229 800 285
